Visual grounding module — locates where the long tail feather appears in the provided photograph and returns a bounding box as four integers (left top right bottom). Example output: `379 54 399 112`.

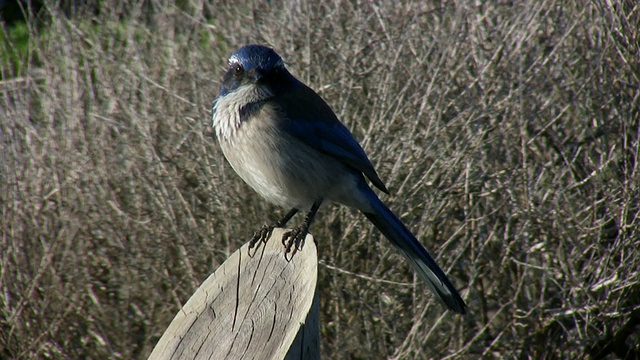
362 189 467 314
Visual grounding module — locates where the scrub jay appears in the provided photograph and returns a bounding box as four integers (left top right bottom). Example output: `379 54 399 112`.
212 44 466 314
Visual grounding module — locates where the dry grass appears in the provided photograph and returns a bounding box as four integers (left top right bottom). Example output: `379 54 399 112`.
2 0 639 358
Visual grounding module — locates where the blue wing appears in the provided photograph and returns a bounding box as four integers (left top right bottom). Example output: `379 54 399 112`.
273 83 389 194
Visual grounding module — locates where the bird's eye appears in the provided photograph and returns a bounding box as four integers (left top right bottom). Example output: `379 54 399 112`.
232 64 243 76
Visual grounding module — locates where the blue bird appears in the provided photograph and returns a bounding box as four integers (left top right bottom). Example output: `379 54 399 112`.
212 45 467 314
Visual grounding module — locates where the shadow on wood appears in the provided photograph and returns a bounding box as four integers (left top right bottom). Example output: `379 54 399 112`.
148 228 319 360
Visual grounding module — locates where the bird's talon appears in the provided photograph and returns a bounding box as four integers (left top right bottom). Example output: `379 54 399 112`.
249 224 273 250
282 228 306 260
296 233 306 250
283 231 294 253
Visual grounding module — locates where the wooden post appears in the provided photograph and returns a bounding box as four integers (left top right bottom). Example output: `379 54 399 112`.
148 228 320 360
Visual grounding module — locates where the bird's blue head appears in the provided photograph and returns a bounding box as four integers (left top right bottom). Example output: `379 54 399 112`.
219 45 296 97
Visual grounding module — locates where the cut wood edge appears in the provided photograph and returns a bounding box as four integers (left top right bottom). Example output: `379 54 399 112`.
148 228 319 360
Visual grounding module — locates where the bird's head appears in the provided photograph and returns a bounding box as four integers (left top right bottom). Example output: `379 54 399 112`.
219 45 295 97
212 45 299 140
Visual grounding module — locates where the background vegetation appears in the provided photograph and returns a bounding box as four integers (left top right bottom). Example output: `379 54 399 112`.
2 0 639 358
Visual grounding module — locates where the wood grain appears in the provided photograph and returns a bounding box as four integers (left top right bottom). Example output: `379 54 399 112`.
148 228 319 360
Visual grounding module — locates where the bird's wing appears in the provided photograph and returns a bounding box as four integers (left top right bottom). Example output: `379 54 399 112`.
274 84 389 194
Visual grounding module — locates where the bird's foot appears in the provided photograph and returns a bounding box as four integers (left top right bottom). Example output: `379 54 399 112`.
282 226 308 260
249 224 275 251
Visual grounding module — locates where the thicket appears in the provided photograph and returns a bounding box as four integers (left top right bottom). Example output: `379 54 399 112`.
2 1 639 358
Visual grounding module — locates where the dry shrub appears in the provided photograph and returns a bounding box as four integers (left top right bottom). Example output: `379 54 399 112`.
1 0 638 359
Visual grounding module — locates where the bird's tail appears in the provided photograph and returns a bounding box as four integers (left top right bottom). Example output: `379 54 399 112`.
361 188 467 314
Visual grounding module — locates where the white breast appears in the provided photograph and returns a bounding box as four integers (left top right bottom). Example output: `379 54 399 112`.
212 84 273 141
212 85 372 212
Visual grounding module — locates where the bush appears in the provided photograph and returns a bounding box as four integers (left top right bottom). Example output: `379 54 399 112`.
1 1 638 358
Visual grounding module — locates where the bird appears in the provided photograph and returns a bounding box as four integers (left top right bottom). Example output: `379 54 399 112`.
211 44 467 314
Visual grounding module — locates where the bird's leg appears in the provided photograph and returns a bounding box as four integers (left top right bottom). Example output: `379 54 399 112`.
249 208 299 249
275 208 299 227
283 199 322 257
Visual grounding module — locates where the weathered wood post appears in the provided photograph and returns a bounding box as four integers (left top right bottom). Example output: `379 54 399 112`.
148 228 320 360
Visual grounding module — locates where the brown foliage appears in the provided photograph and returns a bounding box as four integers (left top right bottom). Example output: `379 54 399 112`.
1 1 639 358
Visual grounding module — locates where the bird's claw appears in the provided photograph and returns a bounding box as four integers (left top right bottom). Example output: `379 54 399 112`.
247 223 306 260
282 227 307 260
249 224 274 251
